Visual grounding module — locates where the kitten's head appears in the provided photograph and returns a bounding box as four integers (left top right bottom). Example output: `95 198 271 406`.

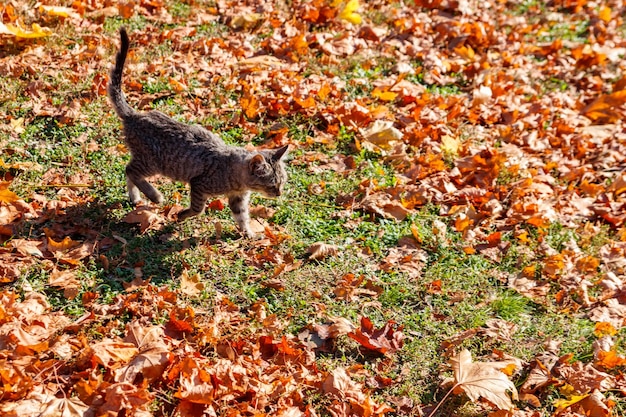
247 145 289 197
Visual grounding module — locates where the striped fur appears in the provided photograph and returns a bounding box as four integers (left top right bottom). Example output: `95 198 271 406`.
108 28 289 237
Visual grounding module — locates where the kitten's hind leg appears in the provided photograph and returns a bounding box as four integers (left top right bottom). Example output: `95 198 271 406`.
125 163 164 204
178 179 207 221
228 191 253 238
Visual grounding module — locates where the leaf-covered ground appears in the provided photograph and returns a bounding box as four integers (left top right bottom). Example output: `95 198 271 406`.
1 0 626 416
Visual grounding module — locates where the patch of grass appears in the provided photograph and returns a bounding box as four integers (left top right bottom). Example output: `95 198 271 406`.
143 77 172 94
490 291 532 320
167 1 192 18
406 73 465 95
540 20 590 43
103 15 151 34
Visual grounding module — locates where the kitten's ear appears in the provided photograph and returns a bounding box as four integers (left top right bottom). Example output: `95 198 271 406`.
272 145 289 162
249 154 270 177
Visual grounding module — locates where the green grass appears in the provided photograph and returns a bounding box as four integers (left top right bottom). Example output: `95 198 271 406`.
1 1 624 415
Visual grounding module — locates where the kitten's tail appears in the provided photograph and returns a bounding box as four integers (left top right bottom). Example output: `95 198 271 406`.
107 27 135 119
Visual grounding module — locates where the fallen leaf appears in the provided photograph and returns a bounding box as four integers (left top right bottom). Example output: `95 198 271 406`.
338 0 362 24
91 340 139 368
448 349 519 410
348 316 404 356
179 270 205 296
10 239 44 258
360 120 403 152
123 206 166 233
306 242 339 261
39 5 82 19
0 181 19 203
48 269 80 300
1 21 52 38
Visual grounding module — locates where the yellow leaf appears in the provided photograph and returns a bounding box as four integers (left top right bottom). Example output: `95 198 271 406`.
441 134 460 155
3 22 52 39
554 394 589 413
594 322 617 337
39 5 81 19
455 44 475 60
240 93 260 119
0 181 19 203
339 0 362 24
10 117 25 134
598 6 611 23
372 88 398 102
230 12 264 30
47 236 81 252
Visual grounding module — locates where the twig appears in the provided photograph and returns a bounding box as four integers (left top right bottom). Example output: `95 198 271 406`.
31 183 92 188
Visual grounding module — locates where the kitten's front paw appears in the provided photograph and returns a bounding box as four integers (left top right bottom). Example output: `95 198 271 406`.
150 194 165 205
241 228 259 240
130 198 145 206
177 209 192 221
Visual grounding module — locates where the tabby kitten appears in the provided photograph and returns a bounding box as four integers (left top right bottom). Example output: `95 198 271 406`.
108 28 288 237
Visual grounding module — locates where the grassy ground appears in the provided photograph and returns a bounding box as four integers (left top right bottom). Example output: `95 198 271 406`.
1 0 626 416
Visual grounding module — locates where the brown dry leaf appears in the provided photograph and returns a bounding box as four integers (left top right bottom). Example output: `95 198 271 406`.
0 386 90 417
10 239 44 258
249 205 277 219
334 273 382 301
175 365 215 404
448 349 519 410
348 316 404 356
179 270 205 296
97 382 153 416
555 361 615 393
123 206 166 233
360 120 403 153
48 269 80 300
115 341 171 384
306 242 339 261
91 339 139 368
37 396 91 417
483 319 518 342
582 90 626 123
322 367 363 399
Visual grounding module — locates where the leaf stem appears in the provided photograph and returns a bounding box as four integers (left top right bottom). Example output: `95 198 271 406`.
426 384 459 417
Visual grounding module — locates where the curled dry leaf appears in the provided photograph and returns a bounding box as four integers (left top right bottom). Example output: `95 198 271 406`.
10 239 44 258
359 120 403 153
123 206 166 234
348 316 404 356
306 242 339 261
48 269 80 300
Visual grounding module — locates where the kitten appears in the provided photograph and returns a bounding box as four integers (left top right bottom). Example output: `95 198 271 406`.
107 28 288 237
